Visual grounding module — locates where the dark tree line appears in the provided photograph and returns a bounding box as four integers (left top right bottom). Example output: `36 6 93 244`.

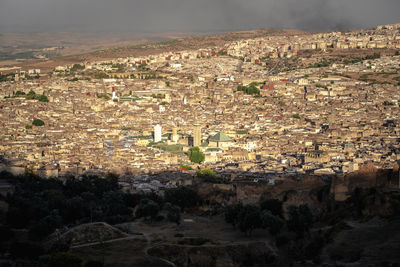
1 171 200 242
0 171 203 265
4 172 131 240
224 198 313 237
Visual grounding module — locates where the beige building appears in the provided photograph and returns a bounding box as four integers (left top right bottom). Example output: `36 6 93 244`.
193 124 201 147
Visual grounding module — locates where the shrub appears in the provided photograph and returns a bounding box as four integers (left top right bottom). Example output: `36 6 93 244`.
135 199 160 220
292 113 301 119
32 119 45 126
165 203 181 225
383 101 394 106
26 90 36 100
237 83 260 95
261 210 284 235
287 203 313 237
189 146 205 163
238 204 262 236
97 93 110 100
259 198 283 217
15 90 25 96
275 232 293 247
224 202 243 227
179 164 192 170
38 95 49 102
196 169 223 183
164 186 199 211
29 213 62 240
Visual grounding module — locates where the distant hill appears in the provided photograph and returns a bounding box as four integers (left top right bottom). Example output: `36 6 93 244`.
0 28 306 72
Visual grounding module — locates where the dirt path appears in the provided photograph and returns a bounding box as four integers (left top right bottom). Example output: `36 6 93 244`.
70 235 140 249
70 231 177 267
142 232 177 267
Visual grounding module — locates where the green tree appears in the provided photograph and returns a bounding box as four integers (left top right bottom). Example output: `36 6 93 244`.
224 202 243 227
38 94 49 102
165 203 181 225
287 203 313 236
135 199 159 220
238 204 262 236
236 83 260 95
102 190 131 222
15 90 25 96
261 210 284 235
26 90 36 100
32 119 45 126
29 212 62 240
189 146 205 163
259 198 283 217
164 186 199 211
383 101 394 106
63 196 86 224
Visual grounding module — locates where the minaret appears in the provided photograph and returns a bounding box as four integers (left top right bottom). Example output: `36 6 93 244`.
193 124 201 147
172 126 179 142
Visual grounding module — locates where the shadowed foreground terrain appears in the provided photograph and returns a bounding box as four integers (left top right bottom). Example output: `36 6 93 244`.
0 167 399 266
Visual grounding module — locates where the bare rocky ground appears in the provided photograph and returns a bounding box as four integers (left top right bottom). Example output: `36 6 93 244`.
320 217 400 266
69 216 277 267
65 169 400 266
65 214 400 267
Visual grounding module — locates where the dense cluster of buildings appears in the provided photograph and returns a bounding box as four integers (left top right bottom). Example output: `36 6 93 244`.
0 23 399 183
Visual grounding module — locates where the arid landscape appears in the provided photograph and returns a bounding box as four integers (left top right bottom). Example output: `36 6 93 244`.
1 0 400 266
0 28 304 73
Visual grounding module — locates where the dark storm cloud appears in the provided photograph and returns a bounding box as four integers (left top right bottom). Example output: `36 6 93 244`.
0 0 399 32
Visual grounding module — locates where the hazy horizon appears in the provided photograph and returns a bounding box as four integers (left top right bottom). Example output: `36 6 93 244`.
0 0 399 33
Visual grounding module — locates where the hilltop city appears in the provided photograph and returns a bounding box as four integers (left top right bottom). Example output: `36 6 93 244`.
1 22 400 267
0 23 400 189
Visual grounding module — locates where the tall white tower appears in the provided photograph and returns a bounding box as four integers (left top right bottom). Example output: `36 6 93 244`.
154 124 162 143
112 87 117 100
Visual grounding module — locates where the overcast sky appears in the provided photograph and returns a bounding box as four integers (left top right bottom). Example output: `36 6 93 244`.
0 0 399 33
